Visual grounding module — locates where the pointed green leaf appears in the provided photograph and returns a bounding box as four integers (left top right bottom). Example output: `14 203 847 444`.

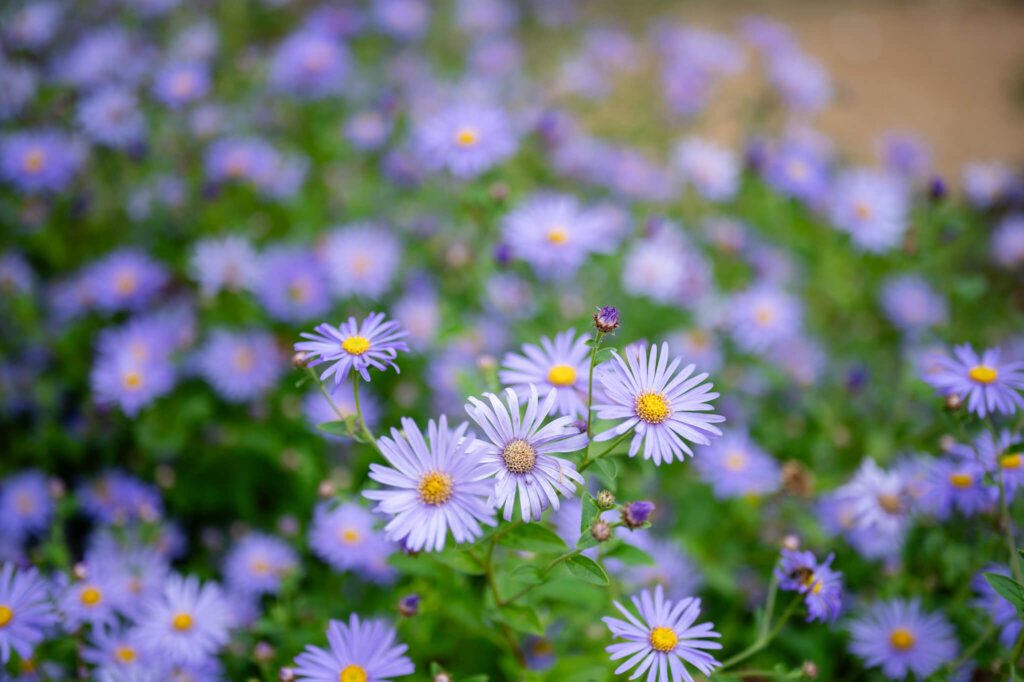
493 603 544 636
603 542 654 566
984 572 1024 611
509 564 543 585
593 456 618 487
565 555 609 586
580 492 599 533
498 523 568 553
316 421 351 437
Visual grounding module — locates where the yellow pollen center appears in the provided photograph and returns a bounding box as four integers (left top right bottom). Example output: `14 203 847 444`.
968 365 997 384
1002 454 1022 469
81 587 102 606
304 44 332 72
342 336 370 355
950 473 973 488
502 439 537 474
649 626 678 652
854 202 872 219
635 392 670 424
454 127 479 147
418 470 454 506
233 348 255 372
172 612 193 631
351 254 371 276
15 493 34 514
288 280 309 302
877 494 901 514
115 271 137 295
339 665 367 682
123 371 143 390
115 646 137 663
170 73 195 97
889 629 915 650
23 148 45 174
547 364 577 386
754 306 774 325
547 226 569 244
788 159 807 180
0 605 12 627
251 558 270 575
339 527 360 545
725 452 747 471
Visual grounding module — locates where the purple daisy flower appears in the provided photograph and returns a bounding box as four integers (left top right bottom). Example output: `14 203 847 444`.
189 235 259 297
372 0 431 40
0 563 57 664
917 456 995 520
88 249 168 314
90 347 176 418
501 193 601 278
77 87 145 149
727 284 802 354
135 573 232 666
268 30 350 99
879 274 947 333
849 598 957 680
0 252 34 297
592 342 724 465
775 549 843 623
0 470 53 544
296 312 410 386
344 110 394 151
252 246 331 323
693 430 781 499
603 584 722 682
364 416 496 552
991 214 1024 270
674 137 739 202
78 471 163 525
621 227 713 307
499 328 591 418
963 160 1018 209
308 502 396 583
828 458 912 560
464 386 587 522
321 224 402 300
83 626 150 675
763 142 830 204
293 614 414 682
972 566 1021 649
195 328 284 403
829 170 909 253
152 62 210 108
223 532 298 597
413 102 518 178
204 136 277 184
4 2 63 51
922 343 1024 417
87 539 169 619
878 131 930 180
1 129 84 194
392 286 441 351
767 50 831 114
60 569 121 630
954 429 1024 496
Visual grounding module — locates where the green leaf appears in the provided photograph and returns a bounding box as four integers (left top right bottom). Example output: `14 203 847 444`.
433 549 485 575
565 555 609 586
316 417 355 437
493 603 544 636
509 564 543 585
580 492 599 533
461 676 490 682
498 523 568 553
429 662 445 676
603 542 654 566
984 572 1024 611
592 456 618 487
576 532 598 550
294 375 310 388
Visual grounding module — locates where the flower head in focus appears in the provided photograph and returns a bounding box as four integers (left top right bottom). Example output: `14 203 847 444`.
296 313 410 386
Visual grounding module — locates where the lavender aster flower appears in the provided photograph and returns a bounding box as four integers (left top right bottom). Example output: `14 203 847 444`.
849 599 957 680
88 249 168 313
822 458 911 560
603 584 722 682
268 30 350 99
464 386 587 522
763 142 830 204
195 329 283 402
674 137 739 202
878 131 930 180
880 274 947 333
501 193 600 278
768 51 831 113
91 346 176 417
136 574 231 666
963 160 1018 208
223 533 298 596
60 570 121 630
0 470 53 544
499 329 591 418
1 129 84 194
293 614 414 682
972 566 1021 649
4 2 63 51
83 627 150 675
364 416 496 552
308 502 396 583
829 170 909 253
727 284 802 354
694 430 781 499
0 563 57 664
917 456 995 519
77 87 145 149
189 235 259 296
372 0 431 40
991 214 1024 270
296 313 410 386
152 63 210 108
321 224 401 300
78 471 163 525
413 102 518 178
954 429 1024 496
204 137 276 184
775 549 843 623
922 343 1024 417
252 246 331 323
593 343 724 466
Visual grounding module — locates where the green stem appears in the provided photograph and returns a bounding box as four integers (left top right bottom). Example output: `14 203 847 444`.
758 572 779 641
718 594 802 672
1012 624 1024 670
467 547 527 667
583 332 605 444
947 620 996 671
308 367 352 434
352 373 378 451
580 428 634 473
999 467 1024 584
499 548 584 606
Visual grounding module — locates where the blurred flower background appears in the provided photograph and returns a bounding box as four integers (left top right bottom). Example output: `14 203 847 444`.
2 1 1024 681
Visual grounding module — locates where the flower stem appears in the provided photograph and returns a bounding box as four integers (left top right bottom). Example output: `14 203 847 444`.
947 619 996 672
718 594 802 672
352 373 378 451
579 428 634 473
308 367 352 433
1011 623 1024 670
584 332 605 442
498 548 584 607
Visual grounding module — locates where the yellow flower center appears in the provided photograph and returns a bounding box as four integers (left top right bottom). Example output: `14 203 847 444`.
351 254 371 276
799 570 823 594
854 202 872 220
288 280 310 302
968 365 998 384
23 148 46 174
502 439 537 474
454 127 479 147
172 612 193 631
233 347 255 372
0 605 12 627
342 336 370 355
338 527 361 545
546 226 569 244
754 306 774 326
115 271 137 295
15 493 34 514
251 558 270 575
170 72 195 97
81 587 102 606
889 628 915 650
547 364 577 386
339 665 367 682
635 391 670 424
304 44 332 72
949 473 973 488
649 626 678 652
123 370 143 390
417 470 454 506
725 451 747 471
787 159 807 180
115 646 137 663
1002 453 1022 470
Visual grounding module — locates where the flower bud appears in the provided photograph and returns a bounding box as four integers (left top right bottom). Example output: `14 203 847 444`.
782 534 800 551
278 667 296 682
254 641 274 663
596 490 616 509
489 181 509 202
622 501 655 528
47 478 66 500
593 306 620 334
928 176 947 202
591 520 612 542
292 351 308 369
801 661 819 679
432 674 452 682
398 593 420 617
943 393 962 412
72 562 89 580
317 480 335 499
782 460 814 498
